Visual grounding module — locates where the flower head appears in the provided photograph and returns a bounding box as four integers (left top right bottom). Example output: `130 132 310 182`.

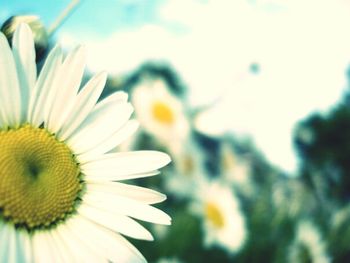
220 140 253 195
288 220 330 263
131 78 189 152
0 23 171 262
190 179 247 253
164 137 207 199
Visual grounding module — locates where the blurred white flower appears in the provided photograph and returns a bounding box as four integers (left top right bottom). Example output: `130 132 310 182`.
288 220 330 263
164 136 207 199
131 78 190 152
190 180 247 253
220 141 254 195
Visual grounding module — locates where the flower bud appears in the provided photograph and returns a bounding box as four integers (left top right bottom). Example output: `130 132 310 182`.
1 15 49 62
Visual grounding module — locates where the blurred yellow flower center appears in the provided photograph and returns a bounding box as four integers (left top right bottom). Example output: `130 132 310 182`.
205 202 225 228
222 148 236 172
152 101 174 124
0 125 82 230
182 155 194 176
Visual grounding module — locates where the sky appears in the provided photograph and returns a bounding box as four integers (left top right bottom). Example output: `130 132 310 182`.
2 0 350 173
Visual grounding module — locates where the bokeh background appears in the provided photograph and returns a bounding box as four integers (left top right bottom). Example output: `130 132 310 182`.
2 0 350 262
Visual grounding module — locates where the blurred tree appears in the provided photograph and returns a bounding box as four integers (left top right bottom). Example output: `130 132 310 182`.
294 96 350 204
103 61 187 99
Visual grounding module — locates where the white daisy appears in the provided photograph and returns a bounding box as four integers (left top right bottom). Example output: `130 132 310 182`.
220 140 253 195
164 137 207 199
0 23 171 263
190 179 247 253
288 220 330 263
272 179 313 219
131 78 189 153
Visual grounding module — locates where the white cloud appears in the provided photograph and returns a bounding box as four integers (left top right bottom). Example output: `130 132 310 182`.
58 0 350 173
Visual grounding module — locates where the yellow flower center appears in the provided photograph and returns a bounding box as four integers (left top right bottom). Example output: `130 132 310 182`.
0 125 82 230
205 202 225 228
152 101 174 125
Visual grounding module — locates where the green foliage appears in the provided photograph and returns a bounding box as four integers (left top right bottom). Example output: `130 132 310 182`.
294 100 350 203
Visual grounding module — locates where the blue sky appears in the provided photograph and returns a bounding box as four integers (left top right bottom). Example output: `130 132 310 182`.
3 0 350 173
1 0 165 37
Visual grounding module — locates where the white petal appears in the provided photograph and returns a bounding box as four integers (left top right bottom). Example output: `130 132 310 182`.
0 32 21 128
67 216 146 263
77 120 139 163
84 170 160 182
11 230 31 263
0 223 10 260
49 228 80 263
67 102 133 154
32 232 59 263
57 72 107 140
7 224 17 263
55 222 104 263
0 225 32 263
93 91 128 111
45 46 85 133
46 232 70 263
73 91 128 139
87 181 166 204
12 23 36 123
84 189 171 225
81 151 171 177
78 203 153 241
28 45 62 127
17 230 33 263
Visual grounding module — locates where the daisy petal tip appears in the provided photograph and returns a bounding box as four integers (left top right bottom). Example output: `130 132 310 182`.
16 23 32 35
159 212 172 225
122 102 134 117
159 193 167 203
77 44 87 54
71 45 87 60
118 91 129 101
92 71 108 86
98 71 108 80
145 232 154 242
160 152 172 167
51 44 62 54
45 45 63 64
163 219 172 226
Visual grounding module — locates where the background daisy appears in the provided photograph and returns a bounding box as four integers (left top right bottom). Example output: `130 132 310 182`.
288 220 330 263
131 77 189 153
163 135 207 199
190 180 247 254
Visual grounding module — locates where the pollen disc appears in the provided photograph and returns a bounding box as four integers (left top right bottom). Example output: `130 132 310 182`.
0 125 82 230
205 202 225 228
152 101 175 124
